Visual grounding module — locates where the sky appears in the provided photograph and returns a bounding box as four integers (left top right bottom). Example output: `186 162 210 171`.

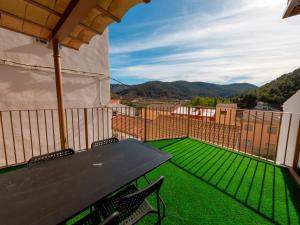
109 0 300 86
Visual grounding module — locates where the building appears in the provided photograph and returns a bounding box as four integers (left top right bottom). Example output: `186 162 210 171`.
109 99 136 117
0 28 112 166
278 91 300 170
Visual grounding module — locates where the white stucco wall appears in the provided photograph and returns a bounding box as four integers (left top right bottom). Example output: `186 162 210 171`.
277 91 300 167
0 28 112 166
0 28 111 110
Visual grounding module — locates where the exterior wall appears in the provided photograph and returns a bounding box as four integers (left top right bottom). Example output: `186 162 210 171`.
239 121 280 160
0 28 112 166
215 106 237 126
278 91 300 167
0 28 111 110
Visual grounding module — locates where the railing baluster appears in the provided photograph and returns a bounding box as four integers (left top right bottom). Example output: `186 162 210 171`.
36 110 41 155
274 113 283 162
0 112 8 166
97 108 100 141
222 108 227 148
239 110 244 152
106 107 109 139
228 109 232 148
101 108 104 140
44 110 49 154
10 111 17 163
266 112 274 160
92 108 95 142
77 108 81 150
71 109 75 150
28 110 34 157
217 108 221 145
251 110 258 156
233 109 237 151
51 109 56 151
65 109 69 148
244 110 251 153
144 107 147 141
19 111 26 162
258 111 265 157
284 114 292 165
84 108 89 149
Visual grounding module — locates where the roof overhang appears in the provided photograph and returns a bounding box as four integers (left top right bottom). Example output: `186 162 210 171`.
283 0 300 18
0 0 151 50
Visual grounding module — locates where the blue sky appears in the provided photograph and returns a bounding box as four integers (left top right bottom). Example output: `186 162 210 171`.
109 0 300 86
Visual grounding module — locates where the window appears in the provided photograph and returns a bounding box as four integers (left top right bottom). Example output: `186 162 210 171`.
236 111 243 118
243 139 252 147
244 124 253 131
267 127 277 134
220 110 227 116
265 143 275 151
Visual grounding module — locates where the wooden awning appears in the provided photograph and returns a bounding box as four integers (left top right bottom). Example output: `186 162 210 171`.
283 0 300 18
0 0 150 50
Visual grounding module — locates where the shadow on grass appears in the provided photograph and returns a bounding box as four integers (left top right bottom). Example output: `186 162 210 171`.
154 138 300 225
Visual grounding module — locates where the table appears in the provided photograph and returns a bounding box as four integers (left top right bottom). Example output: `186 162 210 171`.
0 139 171 225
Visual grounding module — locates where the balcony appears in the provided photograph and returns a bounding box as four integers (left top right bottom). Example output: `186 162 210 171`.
0 106 300 224
139 138 300 225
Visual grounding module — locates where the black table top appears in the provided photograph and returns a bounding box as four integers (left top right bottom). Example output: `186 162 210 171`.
0 139 171 225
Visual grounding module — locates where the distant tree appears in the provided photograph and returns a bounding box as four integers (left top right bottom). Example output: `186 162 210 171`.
236 93 257 108
191 96 231 107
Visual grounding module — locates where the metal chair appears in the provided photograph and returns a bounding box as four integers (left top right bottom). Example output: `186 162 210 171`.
72 211 119 225
101 212 120 225
91 137 119 150
97 176 165 225
27 148 75 167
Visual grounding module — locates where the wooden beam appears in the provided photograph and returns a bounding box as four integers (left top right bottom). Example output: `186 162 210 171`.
0 10 51 32
79 23 102 35
24 0 62 17
95 5 121 23
52 40 68 149
52 0 98 42
69 34 89 44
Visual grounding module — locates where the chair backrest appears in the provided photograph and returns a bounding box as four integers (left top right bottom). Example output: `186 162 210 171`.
117 176 164 216
27 148 75 167
91 137 119 149
100 212 120 225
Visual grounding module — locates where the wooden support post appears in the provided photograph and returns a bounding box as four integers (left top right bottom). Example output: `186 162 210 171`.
52 40 67 149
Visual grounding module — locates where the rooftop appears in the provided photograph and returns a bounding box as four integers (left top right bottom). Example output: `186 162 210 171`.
64 138 300 224
141 138 300 225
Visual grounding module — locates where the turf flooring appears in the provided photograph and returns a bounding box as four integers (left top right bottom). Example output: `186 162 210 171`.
1 138 299 225
137 138 300 225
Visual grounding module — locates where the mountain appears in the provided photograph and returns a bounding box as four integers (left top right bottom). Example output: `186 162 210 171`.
111 81 257 99
237 67 300 107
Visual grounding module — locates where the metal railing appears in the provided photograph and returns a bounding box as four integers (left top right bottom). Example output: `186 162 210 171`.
0 106 299 170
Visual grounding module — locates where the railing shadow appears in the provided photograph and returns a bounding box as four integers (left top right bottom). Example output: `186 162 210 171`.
158 138 300 225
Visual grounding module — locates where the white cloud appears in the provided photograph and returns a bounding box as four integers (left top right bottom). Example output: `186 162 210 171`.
110 0 300 85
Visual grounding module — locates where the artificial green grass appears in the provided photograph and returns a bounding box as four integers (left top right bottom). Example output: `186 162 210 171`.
1 138 299 225
138 138 300 225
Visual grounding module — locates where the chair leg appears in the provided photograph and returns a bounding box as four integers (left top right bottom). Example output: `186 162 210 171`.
144 175 150 184
156 192 161 225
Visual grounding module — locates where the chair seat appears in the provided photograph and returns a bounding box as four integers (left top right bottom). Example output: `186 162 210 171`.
119 200 154 225
97 185 155 225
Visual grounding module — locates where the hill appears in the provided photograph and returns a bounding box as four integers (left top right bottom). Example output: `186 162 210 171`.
236 67 300 107
111 81 257 99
